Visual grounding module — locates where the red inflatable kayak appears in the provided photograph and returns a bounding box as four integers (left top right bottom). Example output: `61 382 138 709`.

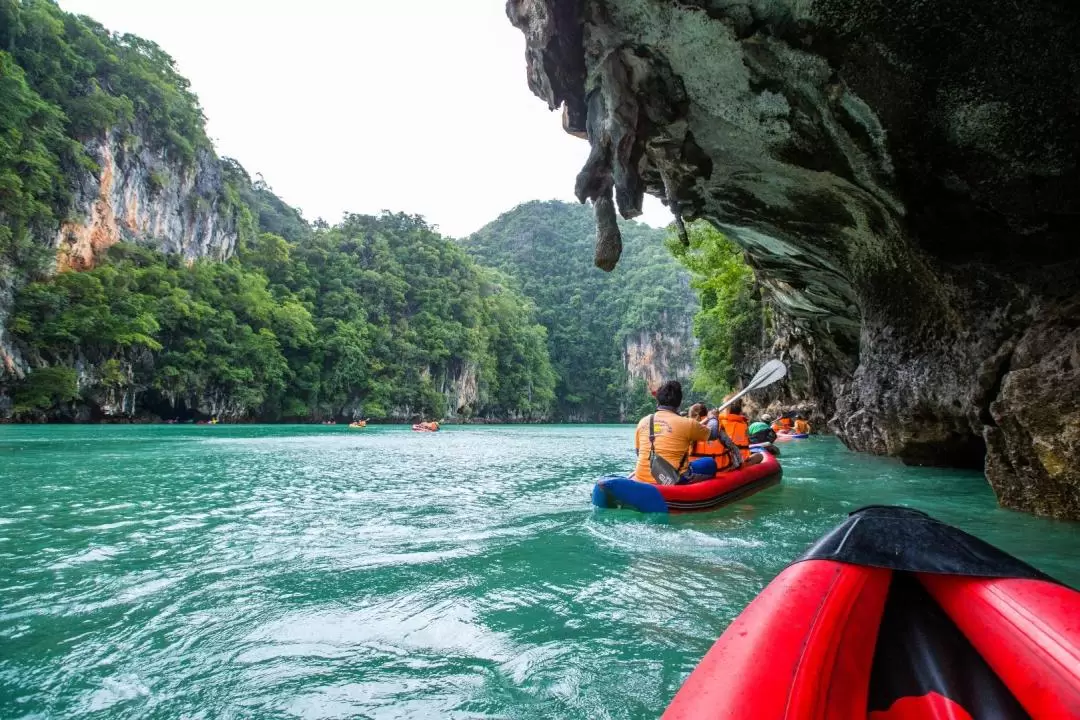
664 506 1080 719
592 452 781 513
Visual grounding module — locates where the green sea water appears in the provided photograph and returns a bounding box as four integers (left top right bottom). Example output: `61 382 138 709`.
1 425 1078 719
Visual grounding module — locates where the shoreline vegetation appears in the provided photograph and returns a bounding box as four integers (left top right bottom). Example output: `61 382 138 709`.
1 1 765 430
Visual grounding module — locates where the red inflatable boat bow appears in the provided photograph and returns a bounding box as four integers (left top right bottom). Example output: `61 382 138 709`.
663 507 1080 720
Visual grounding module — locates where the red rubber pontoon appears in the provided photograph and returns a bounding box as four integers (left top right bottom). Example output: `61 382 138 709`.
592 452 782 513
664 506 1080 719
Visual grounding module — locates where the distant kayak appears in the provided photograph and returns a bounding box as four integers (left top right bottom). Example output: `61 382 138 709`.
412 422 440 432
592 452 781 513
776 432 809 440
664 506 1080 719
348 421 367 429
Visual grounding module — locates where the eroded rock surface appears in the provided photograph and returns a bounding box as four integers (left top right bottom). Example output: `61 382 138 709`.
509 0 1080 517
0 129 238 377
57 131 237 272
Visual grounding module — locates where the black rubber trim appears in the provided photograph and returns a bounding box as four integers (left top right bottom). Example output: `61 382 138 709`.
796 506 1061 584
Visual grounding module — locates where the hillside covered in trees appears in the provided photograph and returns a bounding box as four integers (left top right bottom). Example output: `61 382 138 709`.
8 183 559 422
0 1 729 425
462 201 698 421
0 0 557 422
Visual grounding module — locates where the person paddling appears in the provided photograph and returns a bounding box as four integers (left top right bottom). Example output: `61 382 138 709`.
718 397 764 467
689 403 743 474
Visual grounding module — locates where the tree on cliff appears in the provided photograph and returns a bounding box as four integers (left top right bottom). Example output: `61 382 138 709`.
666 222 764 403
461 200 697 422
9 209 558 422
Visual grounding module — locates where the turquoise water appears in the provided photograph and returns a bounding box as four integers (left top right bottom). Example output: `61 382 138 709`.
1 425 1078 719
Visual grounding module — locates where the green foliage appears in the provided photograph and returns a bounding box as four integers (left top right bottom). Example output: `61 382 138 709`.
2 0 209 162
13 366 78 416
666 221 762 403
0 0 218 277
462 201 697 421
0 49 78 273
10 205 557 421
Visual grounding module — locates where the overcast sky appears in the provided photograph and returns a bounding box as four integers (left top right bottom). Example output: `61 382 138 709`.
59 0 672 237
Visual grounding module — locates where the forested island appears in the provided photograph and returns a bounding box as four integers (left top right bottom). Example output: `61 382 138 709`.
0 0 764 424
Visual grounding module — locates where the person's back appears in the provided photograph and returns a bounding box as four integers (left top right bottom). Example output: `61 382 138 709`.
794 417 811 434
633 382 709 484
718 399 752 459
689 409 740 472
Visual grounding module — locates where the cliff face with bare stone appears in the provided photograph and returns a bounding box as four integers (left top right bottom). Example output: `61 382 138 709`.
508 0 1080 518
0 129 237 378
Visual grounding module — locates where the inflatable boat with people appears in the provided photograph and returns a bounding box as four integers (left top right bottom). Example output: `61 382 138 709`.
411 421 440 432
592 451 782 513
663 506 1080 719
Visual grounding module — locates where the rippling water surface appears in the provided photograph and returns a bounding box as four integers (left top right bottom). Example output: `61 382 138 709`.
2 424 1078 718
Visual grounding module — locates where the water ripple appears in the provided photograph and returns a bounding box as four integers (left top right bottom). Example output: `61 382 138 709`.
1 425 1078 719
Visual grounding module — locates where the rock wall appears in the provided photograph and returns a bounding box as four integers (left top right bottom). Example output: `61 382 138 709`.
0 129 238 379
623 310 695 389
56 131 237 272
509 0 1080 517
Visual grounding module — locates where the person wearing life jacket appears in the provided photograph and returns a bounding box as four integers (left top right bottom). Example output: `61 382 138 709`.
632 382 714 484
718 397 764 466
794 415 811 434
772 414 795 434
688 403 743 473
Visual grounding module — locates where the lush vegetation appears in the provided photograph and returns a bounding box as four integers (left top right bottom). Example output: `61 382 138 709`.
0 0 212 273
0 2 713 424
666 221 764 403
9 198 557 421
462 201 697 421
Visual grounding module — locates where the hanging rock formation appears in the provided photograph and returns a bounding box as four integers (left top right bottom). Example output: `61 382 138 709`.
508 0 1080 518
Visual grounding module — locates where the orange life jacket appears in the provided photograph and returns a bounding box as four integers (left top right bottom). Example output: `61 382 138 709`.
690 435 735 472
718 412 752 459
774 417 794 432
794 419 810 434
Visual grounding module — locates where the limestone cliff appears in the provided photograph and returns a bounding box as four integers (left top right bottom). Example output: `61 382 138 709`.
623 317 694 402
56 131 236 272
509 0 1080 517
0 129 239 378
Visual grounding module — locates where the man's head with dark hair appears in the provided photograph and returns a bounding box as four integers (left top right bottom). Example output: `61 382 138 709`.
688 402 708 421
723 393 743 415
655 381 683 409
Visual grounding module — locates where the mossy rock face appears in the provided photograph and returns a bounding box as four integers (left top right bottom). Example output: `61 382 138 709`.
510 0 1080 517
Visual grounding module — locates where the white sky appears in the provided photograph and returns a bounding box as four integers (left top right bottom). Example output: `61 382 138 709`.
59 0 673 237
